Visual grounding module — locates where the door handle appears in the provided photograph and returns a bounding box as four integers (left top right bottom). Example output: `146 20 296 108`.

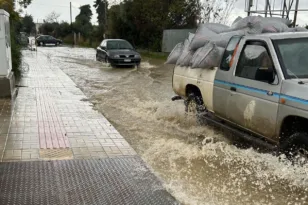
230 87 237 92
267 91 273 96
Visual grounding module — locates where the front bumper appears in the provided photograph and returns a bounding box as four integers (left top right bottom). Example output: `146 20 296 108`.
108 57 141 66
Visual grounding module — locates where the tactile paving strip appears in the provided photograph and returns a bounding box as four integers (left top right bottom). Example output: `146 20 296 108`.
0 156 178 205
40 149 73 160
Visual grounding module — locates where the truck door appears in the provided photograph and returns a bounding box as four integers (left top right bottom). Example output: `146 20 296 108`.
213 36 242 119
227 40 281 139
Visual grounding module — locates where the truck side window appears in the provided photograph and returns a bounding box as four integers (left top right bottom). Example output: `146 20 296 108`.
235 44 276 83
220 36 242 71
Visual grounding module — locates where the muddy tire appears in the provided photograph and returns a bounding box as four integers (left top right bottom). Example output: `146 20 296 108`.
280 132 308 164
185 93 207 124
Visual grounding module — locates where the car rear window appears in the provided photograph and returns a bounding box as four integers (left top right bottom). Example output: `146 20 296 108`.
107 41 133 50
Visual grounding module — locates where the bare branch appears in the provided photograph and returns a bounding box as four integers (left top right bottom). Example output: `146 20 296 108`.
45 11 61 23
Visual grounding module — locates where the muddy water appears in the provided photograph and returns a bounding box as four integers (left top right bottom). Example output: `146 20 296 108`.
37 46 308 205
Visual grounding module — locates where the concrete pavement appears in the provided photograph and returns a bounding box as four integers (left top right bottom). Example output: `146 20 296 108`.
0 49 178 205
1 50 136 162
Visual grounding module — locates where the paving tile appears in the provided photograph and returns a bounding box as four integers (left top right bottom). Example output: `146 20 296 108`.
0 50 138 161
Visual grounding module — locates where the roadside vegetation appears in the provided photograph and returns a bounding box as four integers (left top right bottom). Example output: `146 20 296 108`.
31 0 237 51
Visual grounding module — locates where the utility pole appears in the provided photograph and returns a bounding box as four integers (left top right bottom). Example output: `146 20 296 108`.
265 0 269 17
105 1 107 27
104 0 107 39
293 0 300 27
70 2 74 45
247 0 253 16
70 2 72 26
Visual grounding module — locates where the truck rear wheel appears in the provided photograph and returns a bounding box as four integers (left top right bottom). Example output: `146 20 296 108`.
185 93 207 124
280 132 308 164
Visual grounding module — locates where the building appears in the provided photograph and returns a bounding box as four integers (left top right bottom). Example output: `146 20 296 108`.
162 29 196 53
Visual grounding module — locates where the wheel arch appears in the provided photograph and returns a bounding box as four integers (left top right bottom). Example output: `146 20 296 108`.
185 84 202 98
279 115 308 143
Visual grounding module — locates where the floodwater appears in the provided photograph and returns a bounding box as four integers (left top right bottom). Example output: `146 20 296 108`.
33 46 308 205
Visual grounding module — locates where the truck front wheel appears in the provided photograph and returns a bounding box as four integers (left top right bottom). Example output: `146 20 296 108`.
185 93 207 124
280 132 308 164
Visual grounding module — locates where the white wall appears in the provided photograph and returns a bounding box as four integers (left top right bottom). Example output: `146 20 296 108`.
0 10 12 77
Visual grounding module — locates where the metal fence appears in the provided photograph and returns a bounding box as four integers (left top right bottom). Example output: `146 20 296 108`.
162 29 196 53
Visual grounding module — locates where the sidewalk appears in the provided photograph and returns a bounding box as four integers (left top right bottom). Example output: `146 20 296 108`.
0 50 177 204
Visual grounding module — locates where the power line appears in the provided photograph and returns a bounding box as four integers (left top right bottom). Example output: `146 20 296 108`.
29 3 79 9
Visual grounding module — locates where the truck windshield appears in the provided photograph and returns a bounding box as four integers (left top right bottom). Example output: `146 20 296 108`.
274 38 308 79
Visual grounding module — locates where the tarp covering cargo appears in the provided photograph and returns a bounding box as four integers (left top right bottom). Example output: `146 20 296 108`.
165 42 184 64
191 43 224 69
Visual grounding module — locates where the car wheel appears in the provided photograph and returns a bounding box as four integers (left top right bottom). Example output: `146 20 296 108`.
185 93 207 124
40 42 44 46
96 54 100 62
280 132 308 164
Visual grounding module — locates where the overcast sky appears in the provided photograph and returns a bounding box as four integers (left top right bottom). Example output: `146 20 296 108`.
23 0 308 26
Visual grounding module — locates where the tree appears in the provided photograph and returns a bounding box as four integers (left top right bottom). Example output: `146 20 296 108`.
75 4 93 38
94 0 108 26
201 0 238 24
39 22 58 35
22 14 35 34
107 0 202 51
45 11 60 23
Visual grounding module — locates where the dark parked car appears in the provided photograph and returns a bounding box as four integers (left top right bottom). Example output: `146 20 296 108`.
96 39 141 67
36 35 62 46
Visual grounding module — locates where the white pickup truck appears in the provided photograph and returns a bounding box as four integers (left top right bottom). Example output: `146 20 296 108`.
172 32 308 159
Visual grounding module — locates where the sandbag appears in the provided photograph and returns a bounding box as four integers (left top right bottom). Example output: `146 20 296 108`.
189 25 217 51
191 43 224 69
232 16 243 26
231 16 262 32
177 33 195 66
264 17 291 26
261 18 289 33
165 42 184 64
180 51 194 67
211 30 246 48
188 32 195 42
287 27 308 32
203 23 230 33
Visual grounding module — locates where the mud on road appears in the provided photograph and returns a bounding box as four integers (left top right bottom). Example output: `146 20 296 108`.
31 46 308 205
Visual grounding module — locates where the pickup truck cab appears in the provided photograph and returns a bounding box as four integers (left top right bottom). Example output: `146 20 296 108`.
173 32 308 158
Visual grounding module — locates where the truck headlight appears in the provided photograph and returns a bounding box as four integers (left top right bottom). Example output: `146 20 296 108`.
135 54 140 58
114 55 120 58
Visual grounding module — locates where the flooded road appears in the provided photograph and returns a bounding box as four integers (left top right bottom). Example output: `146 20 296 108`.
34 46 308 205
